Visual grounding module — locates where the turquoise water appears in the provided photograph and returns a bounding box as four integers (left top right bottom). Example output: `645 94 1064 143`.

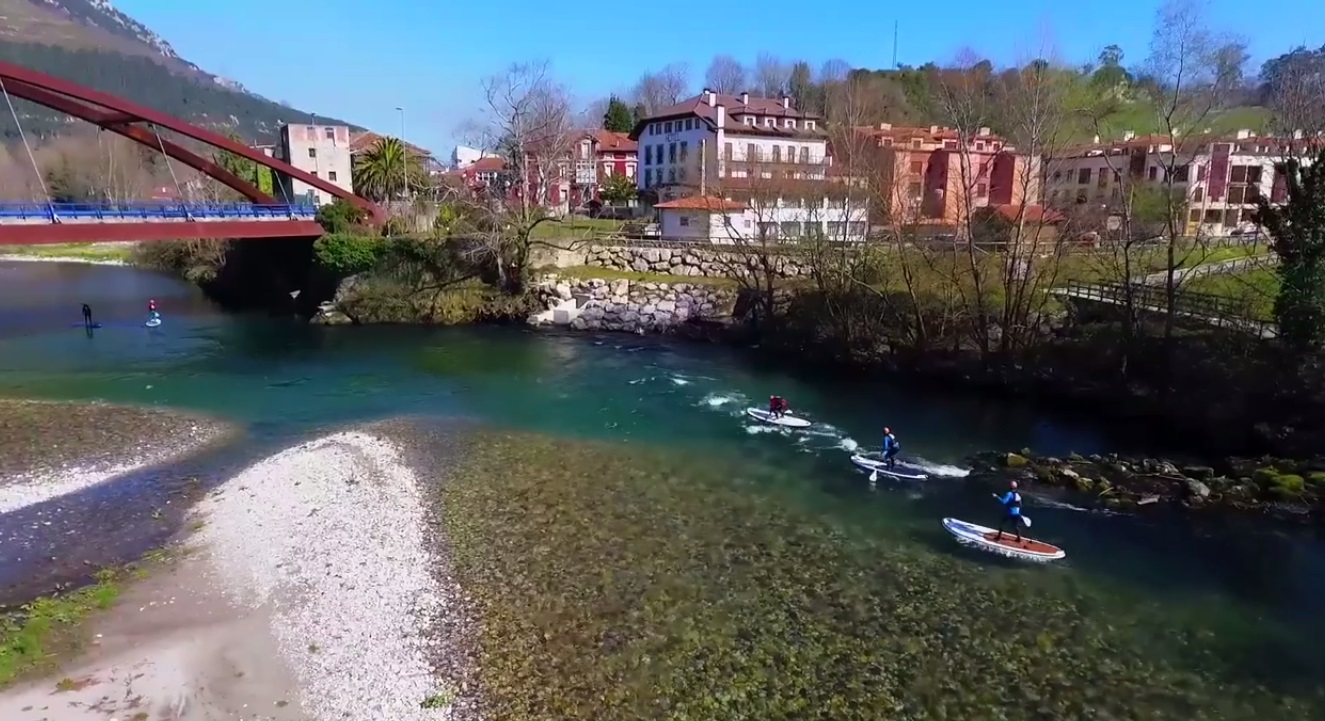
3 261 1325 707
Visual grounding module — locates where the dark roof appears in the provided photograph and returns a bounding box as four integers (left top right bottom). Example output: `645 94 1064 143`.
628 91 825 141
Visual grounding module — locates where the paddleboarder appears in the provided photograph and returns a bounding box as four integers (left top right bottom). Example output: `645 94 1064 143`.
881 427 900 469
993 480 1024 543
81 303 93 328
768 395 789 418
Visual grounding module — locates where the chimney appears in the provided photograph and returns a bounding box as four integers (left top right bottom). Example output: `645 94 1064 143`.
1236 128 1252 139
1122 130 1135 141
878 122 892 131
1092 134 1100 144
929 125 940 135
703 88 716 107
1293 129 1304 140
715 104 726 129
781 94 791 109
740 92 749 105
977 126 990 137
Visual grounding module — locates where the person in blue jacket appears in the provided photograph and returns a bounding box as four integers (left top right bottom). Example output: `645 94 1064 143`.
881 427 900 469
993 480 1023 542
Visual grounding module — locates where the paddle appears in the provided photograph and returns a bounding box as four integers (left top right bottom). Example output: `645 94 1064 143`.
991 493 1033 527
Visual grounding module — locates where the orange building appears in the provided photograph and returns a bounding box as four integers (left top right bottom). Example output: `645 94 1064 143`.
850 124 1041 230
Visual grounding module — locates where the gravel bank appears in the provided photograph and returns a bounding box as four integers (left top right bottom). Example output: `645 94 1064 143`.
0 254 127 266
0 399 232 513
195 430 455 721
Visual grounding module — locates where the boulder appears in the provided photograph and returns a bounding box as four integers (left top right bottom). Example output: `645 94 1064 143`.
1182 466 1215 480
1003 452 1029 468
1184 478 1212 499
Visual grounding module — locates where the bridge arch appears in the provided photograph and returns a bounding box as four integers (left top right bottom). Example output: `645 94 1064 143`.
0 61 384 223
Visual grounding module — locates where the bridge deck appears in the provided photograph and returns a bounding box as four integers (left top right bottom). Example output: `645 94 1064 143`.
0 202 318 223
1054 281 1277 338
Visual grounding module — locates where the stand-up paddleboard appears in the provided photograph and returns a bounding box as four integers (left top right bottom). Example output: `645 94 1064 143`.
745 408 812 428
144 317 162 328
942 517 1065 562
71 322 102 329
850 454 927 480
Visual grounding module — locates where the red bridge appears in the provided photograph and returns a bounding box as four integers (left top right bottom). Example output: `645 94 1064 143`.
0 61 383 246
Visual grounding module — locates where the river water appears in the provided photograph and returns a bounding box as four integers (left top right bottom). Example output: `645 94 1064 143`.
2 260 1324 716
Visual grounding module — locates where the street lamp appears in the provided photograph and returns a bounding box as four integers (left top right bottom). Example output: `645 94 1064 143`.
395 106 407 202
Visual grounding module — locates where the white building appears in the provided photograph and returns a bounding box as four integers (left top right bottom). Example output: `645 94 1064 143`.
629 90 867 242
1044 129 1302 237
451 145 491 170
273 123 354 206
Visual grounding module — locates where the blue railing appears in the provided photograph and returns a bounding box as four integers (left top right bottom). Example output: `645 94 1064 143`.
0 202 319 222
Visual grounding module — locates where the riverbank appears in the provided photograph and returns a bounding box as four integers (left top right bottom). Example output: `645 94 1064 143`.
0 399 233 513
0 420 470 720
0 243 133 266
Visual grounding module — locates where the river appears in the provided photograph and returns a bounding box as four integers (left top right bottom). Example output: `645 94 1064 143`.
2 260 1323 719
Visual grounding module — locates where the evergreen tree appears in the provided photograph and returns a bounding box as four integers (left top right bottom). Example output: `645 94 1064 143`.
602 96 635 133
1255 149 1325 352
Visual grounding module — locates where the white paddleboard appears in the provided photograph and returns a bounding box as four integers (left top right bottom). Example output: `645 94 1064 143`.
850 454 927 480
941 517 1065 561
144 317 162 328
745 408 811 428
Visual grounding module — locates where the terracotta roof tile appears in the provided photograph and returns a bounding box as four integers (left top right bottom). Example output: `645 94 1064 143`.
349 130 434 158
466 157 506 172
587 130 637 152
654 195 748 211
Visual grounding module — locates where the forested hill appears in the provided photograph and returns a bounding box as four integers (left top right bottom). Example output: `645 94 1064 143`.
0 0 357 143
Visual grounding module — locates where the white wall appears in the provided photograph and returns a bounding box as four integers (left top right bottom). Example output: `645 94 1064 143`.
276 124 354 206
637 117 711 191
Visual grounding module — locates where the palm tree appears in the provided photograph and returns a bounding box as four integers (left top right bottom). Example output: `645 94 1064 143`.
352 137 428 202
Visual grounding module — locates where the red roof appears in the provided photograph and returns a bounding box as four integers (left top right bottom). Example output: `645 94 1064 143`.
654 195 748 211
467 157 506 172
992 204 1065 224
587 130 637 153
349 130 434 158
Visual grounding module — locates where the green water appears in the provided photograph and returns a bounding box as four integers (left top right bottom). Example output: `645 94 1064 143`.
2 261 1324 717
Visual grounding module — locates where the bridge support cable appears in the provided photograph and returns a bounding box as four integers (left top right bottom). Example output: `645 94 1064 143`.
0 76 55 222
150 122 193 221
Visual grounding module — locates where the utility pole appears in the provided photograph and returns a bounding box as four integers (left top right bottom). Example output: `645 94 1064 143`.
396 107 408 203
892 21 899 68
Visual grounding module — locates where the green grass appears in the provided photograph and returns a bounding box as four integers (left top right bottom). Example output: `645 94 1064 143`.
1066 103 1272 144
1185 267 1279 320
530 217 624 241
0 571 121 687
0 243 134 263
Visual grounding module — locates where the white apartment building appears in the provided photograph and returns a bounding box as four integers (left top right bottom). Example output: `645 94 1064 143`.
273 123 354 206
629 90 866 242
1044 129 1301 237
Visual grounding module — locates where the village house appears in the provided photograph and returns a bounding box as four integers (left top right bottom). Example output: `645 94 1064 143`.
629 89 868 242
1043 129 1309 238
446 131 639 214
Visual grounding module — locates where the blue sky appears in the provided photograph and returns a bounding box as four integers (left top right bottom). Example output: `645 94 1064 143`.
118 0 1320 155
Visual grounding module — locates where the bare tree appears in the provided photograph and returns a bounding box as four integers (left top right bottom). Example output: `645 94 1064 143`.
753 53 790 97
704 55 746 94
1261 45 1325 158
631 63 690 116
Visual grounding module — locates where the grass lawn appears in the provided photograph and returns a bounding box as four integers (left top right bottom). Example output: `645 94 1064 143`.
530 217 624 241
1185 267 1279 320
0 243 134 263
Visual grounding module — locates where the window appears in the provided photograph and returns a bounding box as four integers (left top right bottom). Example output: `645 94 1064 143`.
308 148 317 158
1204 209 1221 223
784 119 796 128
910 160 924 174
1077 168 1091 184
680 141 688 163
328 171 338 182
1230 165 1247 183
1227 186 1245 204
685 119 693 130
1192 186 1204 202
764 117 775 127
1173 166 1190 182
1189 209 1202 223
1147 166 1158 181
744 116 756 125
772 146 781 163
724 142 733 160
679 215 690 227
678 168 688 182
1247 166 1262 184
975 142 985 151
669 143 677 163
780 221 801 238
976 183 987 197
603 164 613 176
747 143 757 161
645 146 653 164
908 182 922 198
799 147 809 164
324 128 335 140
665 121 673 133
668 168 676 183
1052 171 1062 181
311 171 318 178
805 121 815 130
943 141 958 150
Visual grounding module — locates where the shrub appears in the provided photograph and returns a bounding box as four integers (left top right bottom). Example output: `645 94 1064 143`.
313 233 382 275
1272 474 1306 496
131 239 229 283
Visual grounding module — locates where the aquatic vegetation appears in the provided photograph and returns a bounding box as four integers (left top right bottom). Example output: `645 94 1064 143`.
439 430 1323 721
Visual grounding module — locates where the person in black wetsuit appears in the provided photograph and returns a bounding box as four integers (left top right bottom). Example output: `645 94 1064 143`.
81 303 93 328
993 480 1024 542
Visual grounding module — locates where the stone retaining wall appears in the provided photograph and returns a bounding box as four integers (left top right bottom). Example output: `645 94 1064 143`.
580 245 809 279
532 274 735 334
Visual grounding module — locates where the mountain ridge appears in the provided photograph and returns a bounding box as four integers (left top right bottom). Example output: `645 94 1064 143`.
0 0 357 141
